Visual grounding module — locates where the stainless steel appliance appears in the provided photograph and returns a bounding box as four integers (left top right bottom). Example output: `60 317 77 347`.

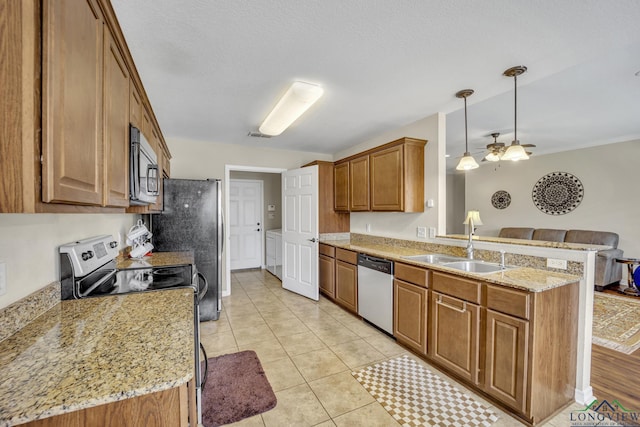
357 253 394 335
59 235 206 423
151 179 223 322
129 124 159 206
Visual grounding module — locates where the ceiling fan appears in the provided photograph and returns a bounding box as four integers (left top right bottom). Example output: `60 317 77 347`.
483 132 535 162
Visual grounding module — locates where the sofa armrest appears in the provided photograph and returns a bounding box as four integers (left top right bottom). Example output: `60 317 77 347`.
597 248 623 261
595 248 624 287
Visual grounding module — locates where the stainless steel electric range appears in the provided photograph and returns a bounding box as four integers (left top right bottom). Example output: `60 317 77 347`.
59 234 206 423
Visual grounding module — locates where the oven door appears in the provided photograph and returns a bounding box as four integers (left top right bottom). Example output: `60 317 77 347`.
75 264 119 298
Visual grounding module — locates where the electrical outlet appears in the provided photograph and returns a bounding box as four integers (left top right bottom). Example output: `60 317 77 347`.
365 224 371 233
0 262 6 296
429 227 436 238
547 258 567 269
417 227 427 238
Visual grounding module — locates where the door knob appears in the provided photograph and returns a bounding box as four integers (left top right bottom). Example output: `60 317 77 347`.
307 238 318 243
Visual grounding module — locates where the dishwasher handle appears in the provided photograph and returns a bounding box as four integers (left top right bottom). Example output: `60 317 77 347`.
357 253 393 275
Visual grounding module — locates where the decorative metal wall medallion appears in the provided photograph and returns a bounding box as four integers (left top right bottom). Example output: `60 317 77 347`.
491 190 511 209
532 172 584 215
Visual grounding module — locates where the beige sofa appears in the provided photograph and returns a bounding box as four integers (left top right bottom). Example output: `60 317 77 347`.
498 227 623 290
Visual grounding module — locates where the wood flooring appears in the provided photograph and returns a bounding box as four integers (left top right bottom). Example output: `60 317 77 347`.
591 287 640 425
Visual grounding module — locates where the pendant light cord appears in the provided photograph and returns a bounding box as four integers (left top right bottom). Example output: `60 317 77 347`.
514 73 517 144
464 95 469 153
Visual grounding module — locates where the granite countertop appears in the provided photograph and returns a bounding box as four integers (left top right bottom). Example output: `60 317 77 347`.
116 251 195 270
321 239 581 292
441 234 609 251
0 289 194 426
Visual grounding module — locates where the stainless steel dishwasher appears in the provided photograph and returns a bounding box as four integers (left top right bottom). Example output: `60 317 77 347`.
357 253 394 335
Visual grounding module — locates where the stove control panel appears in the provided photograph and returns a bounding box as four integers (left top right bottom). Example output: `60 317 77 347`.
59 235 119 278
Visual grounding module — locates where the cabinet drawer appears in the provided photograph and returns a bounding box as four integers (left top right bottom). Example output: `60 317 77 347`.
319 243 335 257
432 272 481 304
336 248 357 264
395 263 429 288
486 285 530 320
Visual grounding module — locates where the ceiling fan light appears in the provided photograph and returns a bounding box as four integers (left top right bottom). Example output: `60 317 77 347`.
484 152 501 162
456 153 479 170
259 81 324 136
501 143 529 161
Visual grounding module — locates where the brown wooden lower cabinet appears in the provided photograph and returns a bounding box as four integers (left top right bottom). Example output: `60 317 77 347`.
484 309 529 413
319 253 336 298
393 279 427 355
430 290 480 385
335 259 357 313
20 382 193 427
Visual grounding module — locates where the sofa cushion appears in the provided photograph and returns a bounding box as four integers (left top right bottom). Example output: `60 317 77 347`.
532 228 567 242
565 230 619 248
499 227 535 240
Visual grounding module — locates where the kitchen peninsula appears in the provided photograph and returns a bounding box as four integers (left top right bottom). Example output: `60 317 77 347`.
319 233 583 425
0 289 196 427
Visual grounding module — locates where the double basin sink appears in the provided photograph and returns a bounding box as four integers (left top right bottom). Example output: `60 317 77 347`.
401 253 513 274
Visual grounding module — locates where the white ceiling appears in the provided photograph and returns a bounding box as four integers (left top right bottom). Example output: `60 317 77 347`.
110 0 640 167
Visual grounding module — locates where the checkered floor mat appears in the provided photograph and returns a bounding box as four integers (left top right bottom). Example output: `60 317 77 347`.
352 355 499 427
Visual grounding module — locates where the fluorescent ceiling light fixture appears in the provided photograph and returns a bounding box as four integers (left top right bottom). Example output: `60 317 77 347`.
259 81 324 136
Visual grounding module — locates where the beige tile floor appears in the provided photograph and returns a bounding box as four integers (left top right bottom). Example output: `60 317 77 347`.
199 269 596 427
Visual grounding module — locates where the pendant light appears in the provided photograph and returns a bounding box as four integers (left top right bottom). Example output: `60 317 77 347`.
501 66 529 161
455 89 479 171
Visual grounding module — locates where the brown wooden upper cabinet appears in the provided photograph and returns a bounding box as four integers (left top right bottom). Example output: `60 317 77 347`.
1 0 170 213
42 0 108 206
348 155 370 211
333 137 426 212
333 162 349 212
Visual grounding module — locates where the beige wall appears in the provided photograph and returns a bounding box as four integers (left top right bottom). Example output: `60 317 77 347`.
335 113 447 240
0 214 138 309
464 139 639 261
168 137 332 179
446 173 466 235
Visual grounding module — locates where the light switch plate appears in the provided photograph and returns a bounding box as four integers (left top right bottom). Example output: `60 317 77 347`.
365 224 371 233
417 227 427 238
429 227 436 238
0 262 6 296
547 258 567 269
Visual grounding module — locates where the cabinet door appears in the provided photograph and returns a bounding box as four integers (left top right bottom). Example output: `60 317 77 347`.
266 234 276 275
129 83 142 129
319 254 336 298
394 279 427 355
349 156 369 211
335 260 357 313
334 162 349 211
103 27 130 207
370 145 403 211
430 291 480 384
485 309 529 412
42 0 104 205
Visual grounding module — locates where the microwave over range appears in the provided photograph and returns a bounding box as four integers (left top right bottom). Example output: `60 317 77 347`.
129 124 159 206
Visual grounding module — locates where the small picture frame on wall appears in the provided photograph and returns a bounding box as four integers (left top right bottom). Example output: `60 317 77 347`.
491 190 511 210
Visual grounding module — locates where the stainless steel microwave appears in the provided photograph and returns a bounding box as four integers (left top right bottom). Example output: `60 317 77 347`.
129 124 159 205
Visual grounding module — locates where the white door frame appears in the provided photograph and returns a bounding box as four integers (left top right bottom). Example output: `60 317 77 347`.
224 165 286 296
229 178 264 271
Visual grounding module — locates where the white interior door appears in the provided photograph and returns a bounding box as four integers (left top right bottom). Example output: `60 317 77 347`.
229 180 263 270
282 166 319 300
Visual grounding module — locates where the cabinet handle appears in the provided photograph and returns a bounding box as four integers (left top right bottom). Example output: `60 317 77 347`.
437 295 467 313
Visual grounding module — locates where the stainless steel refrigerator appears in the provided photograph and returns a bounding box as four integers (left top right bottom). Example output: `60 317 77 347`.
151 178 222 321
